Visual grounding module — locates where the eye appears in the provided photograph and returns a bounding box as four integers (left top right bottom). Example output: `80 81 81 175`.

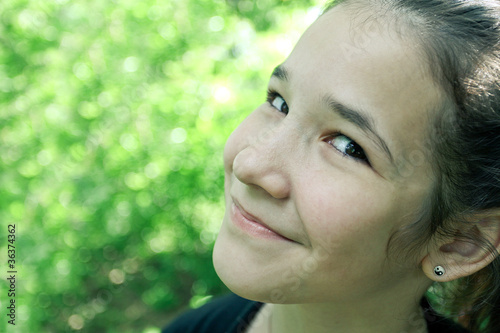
326 134 369 163
267 90 289 115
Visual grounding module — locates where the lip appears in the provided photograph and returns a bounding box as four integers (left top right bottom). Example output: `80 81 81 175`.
230 199 296 243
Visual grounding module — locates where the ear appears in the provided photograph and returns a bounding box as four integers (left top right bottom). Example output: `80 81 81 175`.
421 210 500 282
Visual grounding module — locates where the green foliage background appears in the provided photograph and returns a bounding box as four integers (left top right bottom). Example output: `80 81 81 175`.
0 0 321 332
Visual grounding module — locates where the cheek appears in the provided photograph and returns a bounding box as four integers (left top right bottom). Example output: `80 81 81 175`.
298 176 398 256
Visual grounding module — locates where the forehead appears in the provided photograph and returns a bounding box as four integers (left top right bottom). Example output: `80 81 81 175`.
283 5 444 173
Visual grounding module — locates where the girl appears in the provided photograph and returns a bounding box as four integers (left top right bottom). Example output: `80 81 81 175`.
163 0 500 332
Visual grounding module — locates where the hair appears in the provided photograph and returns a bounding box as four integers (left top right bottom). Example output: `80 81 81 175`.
322 0 500 332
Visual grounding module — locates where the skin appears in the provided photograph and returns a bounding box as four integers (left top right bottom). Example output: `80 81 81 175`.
213 4 449 333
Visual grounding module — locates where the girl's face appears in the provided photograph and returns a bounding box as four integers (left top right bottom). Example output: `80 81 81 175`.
213 5 444 304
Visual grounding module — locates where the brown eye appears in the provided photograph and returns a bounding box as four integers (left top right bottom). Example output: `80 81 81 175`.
327 134 368 163
269 94 289 115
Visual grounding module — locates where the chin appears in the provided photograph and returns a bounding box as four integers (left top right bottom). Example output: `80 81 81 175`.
212 231 249 296
213 234 306 304
212 230 272 303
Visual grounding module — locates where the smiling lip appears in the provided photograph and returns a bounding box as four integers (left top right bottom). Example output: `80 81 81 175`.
230 199 295 243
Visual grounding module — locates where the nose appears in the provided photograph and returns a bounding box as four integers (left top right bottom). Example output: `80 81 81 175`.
231 125 292 200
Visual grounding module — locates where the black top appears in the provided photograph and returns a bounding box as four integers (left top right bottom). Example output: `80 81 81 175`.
162 293 471 333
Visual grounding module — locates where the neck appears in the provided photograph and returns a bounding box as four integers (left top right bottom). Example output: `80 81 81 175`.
268 300 427 333
249 286 429 333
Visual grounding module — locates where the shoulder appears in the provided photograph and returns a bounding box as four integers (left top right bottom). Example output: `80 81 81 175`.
162 293 262 333
426 316 471 333
422 298 472 333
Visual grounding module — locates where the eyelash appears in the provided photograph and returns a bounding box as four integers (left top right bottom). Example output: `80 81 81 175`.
265 89 370 165
266 89 279 103
266 89 289 115
324 134 370 165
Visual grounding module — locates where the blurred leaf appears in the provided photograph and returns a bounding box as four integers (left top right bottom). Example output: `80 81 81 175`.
0 0 322 331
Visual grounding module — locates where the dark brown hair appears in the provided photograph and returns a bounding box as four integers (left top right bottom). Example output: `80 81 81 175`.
322 0 500 332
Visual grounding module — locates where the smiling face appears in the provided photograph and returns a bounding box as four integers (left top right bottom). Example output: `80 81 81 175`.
213 5 444 305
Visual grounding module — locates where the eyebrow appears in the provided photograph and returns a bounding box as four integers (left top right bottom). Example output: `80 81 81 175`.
325 98 394 164
271 64 394 164
271 65 290 81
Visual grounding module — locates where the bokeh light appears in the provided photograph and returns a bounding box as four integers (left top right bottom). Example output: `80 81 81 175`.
0 0 321 332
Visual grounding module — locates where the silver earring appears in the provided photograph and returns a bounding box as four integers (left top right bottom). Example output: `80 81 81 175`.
434 265 445 276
